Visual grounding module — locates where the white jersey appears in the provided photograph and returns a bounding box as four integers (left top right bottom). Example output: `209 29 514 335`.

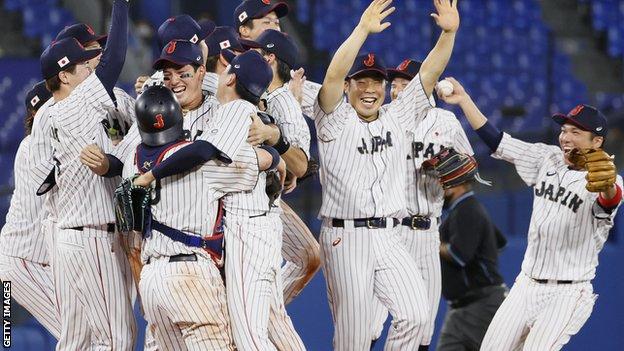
0 136 49 264
202 71 219 95
406 108 473 218
29 98 55 187
266 84 311 159
121 142 259 262
49 73 127 228
301 80 321 117
493 133 623 281
313 74 432 219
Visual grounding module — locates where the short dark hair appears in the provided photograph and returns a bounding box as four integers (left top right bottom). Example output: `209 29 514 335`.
24 109 36 136
45 64 77 92
240 20 255 32
205 55 218 73
261 49 291 83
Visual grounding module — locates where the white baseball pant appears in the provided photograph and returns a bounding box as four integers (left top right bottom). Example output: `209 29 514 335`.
481 274 596 351
320 220 430 351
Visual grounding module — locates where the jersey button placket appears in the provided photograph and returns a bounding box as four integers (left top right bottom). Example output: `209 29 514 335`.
368 120 385 217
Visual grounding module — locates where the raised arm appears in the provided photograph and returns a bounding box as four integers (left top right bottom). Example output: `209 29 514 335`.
419 0 459 97
318 0 395 113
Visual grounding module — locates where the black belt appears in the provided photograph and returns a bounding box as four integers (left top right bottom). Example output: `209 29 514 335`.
401 215 432 230
449 284 507 309
531 278 576 285
70 223 116 233
331 217 399 229
169 253 197 263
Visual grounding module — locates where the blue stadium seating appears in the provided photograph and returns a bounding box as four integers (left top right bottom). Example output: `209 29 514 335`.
588 0 624 59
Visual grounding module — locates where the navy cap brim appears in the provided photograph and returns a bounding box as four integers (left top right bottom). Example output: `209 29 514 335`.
347 68 388 80
240 39 262 50
221 49 236 64
257 2 289 19
387 69 414 82
153 57 196 70
551 114 594 132
95 35 108 47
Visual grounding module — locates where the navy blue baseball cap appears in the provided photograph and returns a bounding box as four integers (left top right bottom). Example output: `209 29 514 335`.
206 26 247 58
347 53 388 80
234 0 289 27
158 15 215 49
40 38 102 79
55 23 107 47
228 50 273 98
25 80 52 111
153 40 204 70
552 104 608 137
387 59 422 81
252 29 298 68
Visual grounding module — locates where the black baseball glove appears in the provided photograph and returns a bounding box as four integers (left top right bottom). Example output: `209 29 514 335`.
114 176 152 234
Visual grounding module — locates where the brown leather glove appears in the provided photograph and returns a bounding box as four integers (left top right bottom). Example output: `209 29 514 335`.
568 148 617 193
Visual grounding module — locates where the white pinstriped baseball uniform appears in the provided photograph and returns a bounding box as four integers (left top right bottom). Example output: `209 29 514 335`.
207 99 304 351
301 80 321 118
480 133 623 350
0 136 60 339
49 73 136 350
122 141 259 351
371 108 474 343
202 71 219 95
314 74 433 350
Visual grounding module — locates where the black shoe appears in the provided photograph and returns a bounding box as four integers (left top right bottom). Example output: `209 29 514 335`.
418 345 429 351
370 338 379 350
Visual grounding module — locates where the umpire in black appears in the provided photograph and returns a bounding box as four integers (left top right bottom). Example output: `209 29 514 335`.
428 148 508 351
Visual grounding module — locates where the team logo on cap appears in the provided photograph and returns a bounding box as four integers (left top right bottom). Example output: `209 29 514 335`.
153 114 165 129
190 34 199 44
196 56 202 61
30 96 40 107
166 41 177 54
266 43 275 48
219 40 231 49
398 59 411 71
238 11 248 23
262 0 271 4
86 24 95 36
569 104 584 117
596 127 603 131
364 53 375 67
57 56 70 68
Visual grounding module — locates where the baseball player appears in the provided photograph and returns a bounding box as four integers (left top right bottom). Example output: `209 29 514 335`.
121 85 280 351
235 0 322 307
313 0 459 349
42 0 136 348
0 82 60 339
369 60 474 350
439 77 623 350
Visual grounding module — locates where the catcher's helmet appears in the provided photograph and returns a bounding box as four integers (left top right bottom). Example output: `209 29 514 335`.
135 85 183 146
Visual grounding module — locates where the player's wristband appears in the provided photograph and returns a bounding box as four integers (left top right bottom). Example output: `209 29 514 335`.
273 132 291 155
598 184 622 210
475 121 503 153
259 145 280 170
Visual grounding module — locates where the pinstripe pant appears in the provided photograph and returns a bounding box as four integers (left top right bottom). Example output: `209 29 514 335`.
279 201 321 304
480 274 596 351
321 222 430 351
225 215 305 351
0 254 61 339
370 227 442 344
54 228 136 350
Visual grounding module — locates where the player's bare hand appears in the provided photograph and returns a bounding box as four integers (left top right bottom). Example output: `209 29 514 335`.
80 144 109 176
358 0 396 34
431 0 459 33
283 171 298 194
134 76 149 95
437 77 468 105
248 114 279 146
288 68 306 105
133 172 155 187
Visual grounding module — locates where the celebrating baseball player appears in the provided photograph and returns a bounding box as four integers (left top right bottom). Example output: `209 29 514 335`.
0 82 60 339
439 77 623 350
313 0 459 349
370 59 474 350
42 0 136 349
119 85 280 351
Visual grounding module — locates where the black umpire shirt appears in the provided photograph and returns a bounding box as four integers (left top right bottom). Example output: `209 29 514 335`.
440 191 505 301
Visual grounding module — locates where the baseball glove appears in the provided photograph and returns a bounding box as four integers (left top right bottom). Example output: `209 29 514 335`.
114 176 152 234
422 147 478 189
568 148 617 193
265 170 282 207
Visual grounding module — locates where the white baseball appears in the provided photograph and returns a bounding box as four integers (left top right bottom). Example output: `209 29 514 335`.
436 79 454 96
